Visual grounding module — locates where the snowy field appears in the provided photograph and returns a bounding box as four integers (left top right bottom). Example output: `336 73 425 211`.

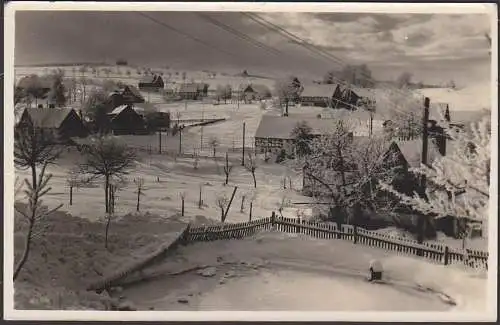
14 148 312 224
121 232 488 313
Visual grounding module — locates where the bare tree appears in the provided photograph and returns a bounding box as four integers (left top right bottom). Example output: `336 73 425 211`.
14 164 62 281
104 176 127 249
244 152 258 188
248 190 257 221
180 191 186 216
192 150 200 170
274 76 302 116
277 194 292 218
66 168 83 206
80 136 136 214
215 194 229 222
215 186 238 223
133 177 146 212
223 152 233 185
198 184 204 209
209 136 219 158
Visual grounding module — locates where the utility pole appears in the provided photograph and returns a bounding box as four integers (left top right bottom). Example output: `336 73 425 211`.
421 97 430 170
242 122 246 166
369 110 373 137
200 109 204 151
179 126 183 154
158 129 162 154
417 96 430 246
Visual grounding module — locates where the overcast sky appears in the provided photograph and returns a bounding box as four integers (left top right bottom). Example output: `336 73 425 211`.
15 11 492 86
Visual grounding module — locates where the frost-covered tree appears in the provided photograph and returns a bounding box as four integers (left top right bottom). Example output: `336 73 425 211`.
295 120 401 223
376 86 422 140
379 115 491 246
14 164 62 281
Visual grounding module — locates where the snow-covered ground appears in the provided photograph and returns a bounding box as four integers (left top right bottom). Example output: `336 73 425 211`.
14 148 311 224
416 84 492 112
121 232 488 313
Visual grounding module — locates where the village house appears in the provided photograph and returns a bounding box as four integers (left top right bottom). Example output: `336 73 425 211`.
300 84 344 108
254 114 382 155
107 104 147 135
108 85 145 109
242 84 272 102
16 105 88 143
341 87 376 110
138 74 165 92
178 83 208 100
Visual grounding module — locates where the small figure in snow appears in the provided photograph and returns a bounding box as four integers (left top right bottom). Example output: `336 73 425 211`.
368 259 383 282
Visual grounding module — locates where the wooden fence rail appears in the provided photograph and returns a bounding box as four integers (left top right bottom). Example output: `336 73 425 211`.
184 212 488 270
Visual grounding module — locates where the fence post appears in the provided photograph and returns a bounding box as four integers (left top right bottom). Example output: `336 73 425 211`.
296 217 301 234
444 246 449 265
271 211 276 228
353 225 358 244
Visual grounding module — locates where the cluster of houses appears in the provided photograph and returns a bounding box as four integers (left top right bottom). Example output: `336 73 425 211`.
299 83 375 109
15 80 171 144
253 103 484 239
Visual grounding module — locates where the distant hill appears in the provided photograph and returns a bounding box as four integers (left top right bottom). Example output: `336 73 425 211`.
14 61 108 68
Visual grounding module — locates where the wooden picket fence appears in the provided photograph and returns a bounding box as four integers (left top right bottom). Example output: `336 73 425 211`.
184 213 488 270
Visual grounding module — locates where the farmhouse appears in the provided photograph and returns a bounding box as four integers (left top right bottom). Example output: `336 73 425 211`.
300 84 344 108
178 83 208 100
341 87 376 110
242 84 272 101
16 105 88 142
133 102 171 131
107 104 147 135
108 85 145 108
138 74 164 92
301 137 442 198
255 115 373 154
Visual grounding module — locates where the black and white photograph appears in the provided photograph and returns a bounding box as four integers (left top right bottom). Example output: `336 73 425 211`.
3 2 497 321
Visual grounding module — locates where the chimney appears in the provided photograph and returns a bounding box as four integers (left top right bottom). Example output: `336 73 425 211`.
444 104 451 122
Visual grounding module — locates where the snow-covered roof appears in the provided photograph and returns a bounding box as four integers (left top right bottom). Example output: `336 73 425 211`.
300 84 340 98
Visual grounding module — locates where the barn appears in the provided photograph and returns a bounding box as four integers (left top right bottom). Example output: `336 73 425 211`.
138 74 165 92
16 106 88 143
107 105 147 135
300 84 344 108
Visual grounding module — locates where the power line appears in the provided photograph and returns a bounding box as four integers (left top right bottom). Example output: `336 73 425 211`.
196 13 283 57
241 13 342 67
242 12 424 119
136 12 238 59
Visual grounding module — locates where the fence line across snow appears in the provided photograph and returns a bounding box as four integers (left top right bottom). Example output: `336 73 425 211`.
184 213 488 270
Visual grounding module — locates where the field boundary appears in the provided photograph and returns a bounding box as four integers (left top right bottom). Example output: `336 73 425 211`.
184 212 488 270
86 225 189 292
87 212 488 291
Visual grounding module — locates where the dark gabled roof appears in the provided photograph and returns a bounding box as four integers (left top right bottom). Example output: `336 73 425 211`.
122 85 144 99
139 75 157 84
22 106 76 128
345 87 375 100
244 84 271 95
395 138 442 168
